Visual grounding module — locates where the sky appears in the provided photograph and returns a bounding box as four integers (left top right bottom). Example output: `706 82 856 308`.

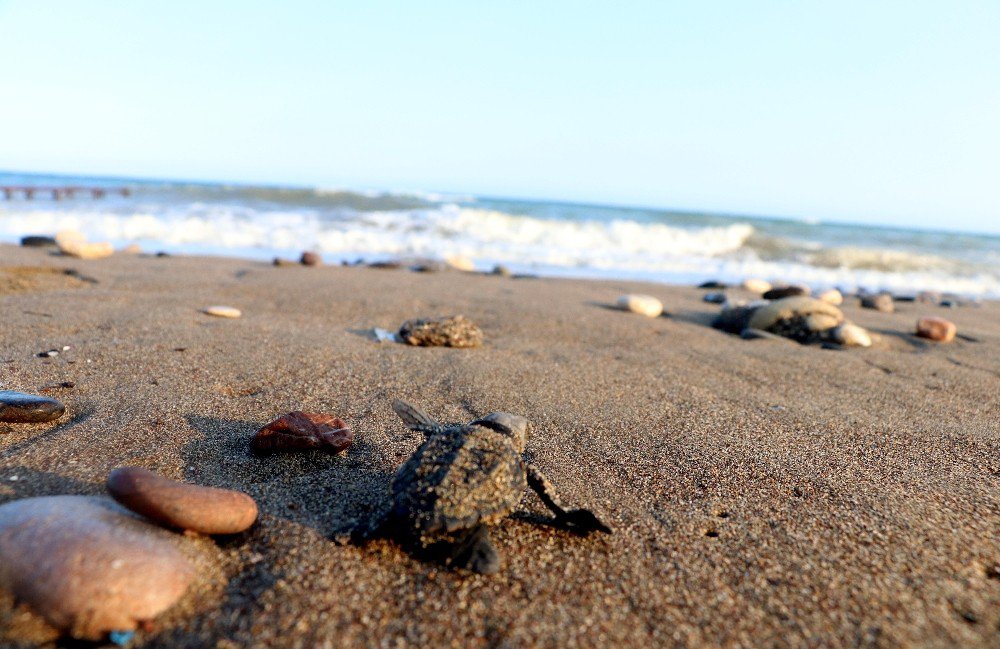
0 1 998 234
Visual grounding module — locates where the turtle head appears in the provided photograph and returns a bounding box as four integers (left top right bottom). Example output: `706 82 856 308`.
471 412 530 453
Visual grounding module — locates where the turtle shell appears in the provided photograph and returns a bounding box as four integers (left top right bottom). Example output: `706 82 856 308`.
390 424 527 543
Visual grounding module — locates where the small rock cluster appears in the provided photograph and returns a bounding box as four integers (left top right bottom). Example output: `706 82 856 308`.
398 315 484 348
713 296 872 347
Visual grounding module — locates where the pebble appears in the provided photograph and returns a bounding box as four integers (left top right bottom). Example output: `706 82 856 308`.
120 243 143 255
0 390 65 423
202 305 241 319
615 294 663 318
698 280 728 289
20 235 57 247
55 230 114 260
818 289 844 305
445 255 475 272
252 411 354 455
300 251 321 266
0 496 194 640
860 293 894 313
763 285 810 300
702 292 727 304
398 315 485 347
916 316 956 342
832 323 872 347
106 467 258 535
490 264 512 277
742 278 772 294
272 257 296 267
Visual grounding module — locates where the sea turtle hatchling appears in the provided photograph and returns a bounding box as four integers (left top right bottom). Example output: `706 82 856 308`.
356 400 612 574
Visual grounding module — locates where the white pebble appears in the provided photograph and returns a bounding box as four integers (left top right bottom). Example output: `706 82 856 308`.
202 306 242 319
742 278 772 294
818 289 844 305
616 294 663 318
833 323 872 347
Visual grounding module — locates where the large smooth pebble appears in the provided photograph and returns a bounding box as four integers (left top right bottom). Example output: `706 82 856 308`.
107 467 258 535
202 305 242 318
916 316 956 342
616 294 663 318
55 230 114 260
0 496 194 640
742 278 772 294
832 323 872 347
0 390 65 423
818 288 844 305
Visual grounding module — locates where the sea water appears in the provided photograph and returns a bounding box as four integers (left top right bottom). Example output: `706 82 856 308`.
1 172 997 297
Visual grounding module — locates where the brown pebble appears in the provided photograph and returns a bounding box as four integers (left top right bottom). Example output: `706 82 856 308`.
300 251 321 266
0 495 194 640
106 467 258 535
916 316 956 342
398 315 484 348
252 411 354 455
860 293 894 313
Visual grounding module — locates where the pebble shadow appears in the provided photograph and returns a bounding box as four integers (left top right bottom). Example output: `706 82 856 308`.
0 404 98 460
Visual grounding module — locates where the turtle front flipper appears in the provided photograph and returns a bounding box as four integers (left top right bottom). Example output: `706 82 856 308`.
526 464 612 535
392 399 441 435
445 525 501 574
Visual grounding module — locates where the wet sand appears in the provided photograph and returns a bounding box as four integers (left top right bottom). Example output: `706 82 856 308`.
1 243 998 647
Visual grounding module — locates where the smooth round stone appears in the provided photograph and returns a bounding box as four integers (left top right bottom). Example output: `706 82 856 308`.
0 496 194 640
818 289 844 305
0 391 65 424
300 251 321 266
742 278 772 294
832 323 872 347
616 294 663 318
860 293 894 313
107 467 258 535
916 316 956 342
446 255 475 272
748 297 843 332
20 235 57 247
703 292 727 304
55 230 114 260
202 305 242 318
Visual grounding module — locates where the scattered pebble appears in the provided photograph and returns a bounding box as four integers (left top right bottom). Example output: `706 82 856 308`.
818 289 844 305
445 255 475 272
202 306 242 319
398 315 484 347
299 251 321 266
916 316 957 342
763 285 810 300
120 243 143 255
698 280 728 289
742 278 772 294
38 349 60 358
491 264 512 277
20 235 57 247
368 260 403 269
272 257 296 267
252 411 354 455
832 323 872 347
615 294 663 318
106 467 258 535
860 293 894 313
703 292 727 304
55 230 114 260
0 390 66 423
0 496 194 641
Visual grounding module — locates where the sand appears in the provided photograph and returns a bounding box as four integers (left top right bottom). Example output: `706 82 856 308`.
1 243 998 647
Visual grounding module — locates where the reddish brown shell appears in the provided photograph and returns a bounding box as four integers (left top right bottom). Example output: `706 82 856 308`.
252 411 353 455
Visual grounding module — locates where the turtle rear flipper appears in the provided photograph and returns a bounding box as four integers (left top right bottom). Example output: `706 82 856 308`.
392 399 440 434
526 464 613 535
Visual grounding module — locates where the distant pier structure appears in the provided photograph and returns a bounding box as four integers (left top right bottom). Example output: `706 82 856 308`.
1 185 131 200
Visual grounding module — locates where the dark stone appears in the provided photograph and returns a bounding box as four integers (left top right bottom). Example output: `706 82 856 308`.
763 286 808 300
939 299 956 308
252 411 354 455
20 235 57 247
698 280 728 289
368 261 403 269
155 251 170 258
703 292 727 304
300 251 321 266
491 265 512 277
712 305 759 334
0 390 66 423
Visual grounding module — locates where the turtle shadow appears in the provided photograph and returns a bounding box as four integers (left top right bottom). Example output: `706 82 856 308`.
667 309 718 328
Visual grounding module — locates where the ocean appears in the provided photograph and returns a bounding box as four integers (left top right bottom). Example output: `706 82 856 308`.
2 171 998 297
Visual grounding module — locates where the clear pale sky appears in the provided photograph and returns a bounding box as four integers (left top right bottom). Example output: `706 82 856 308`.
1 1 998 233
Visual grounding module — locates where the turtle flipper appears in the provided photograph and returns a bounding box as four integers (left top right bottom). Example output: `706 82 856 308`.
392 399 440 434
446 525 500 574
526 464 612 535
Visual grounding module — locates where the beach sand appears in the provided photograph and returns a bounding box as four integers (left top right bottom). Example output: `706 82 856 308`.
1 243 998 647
